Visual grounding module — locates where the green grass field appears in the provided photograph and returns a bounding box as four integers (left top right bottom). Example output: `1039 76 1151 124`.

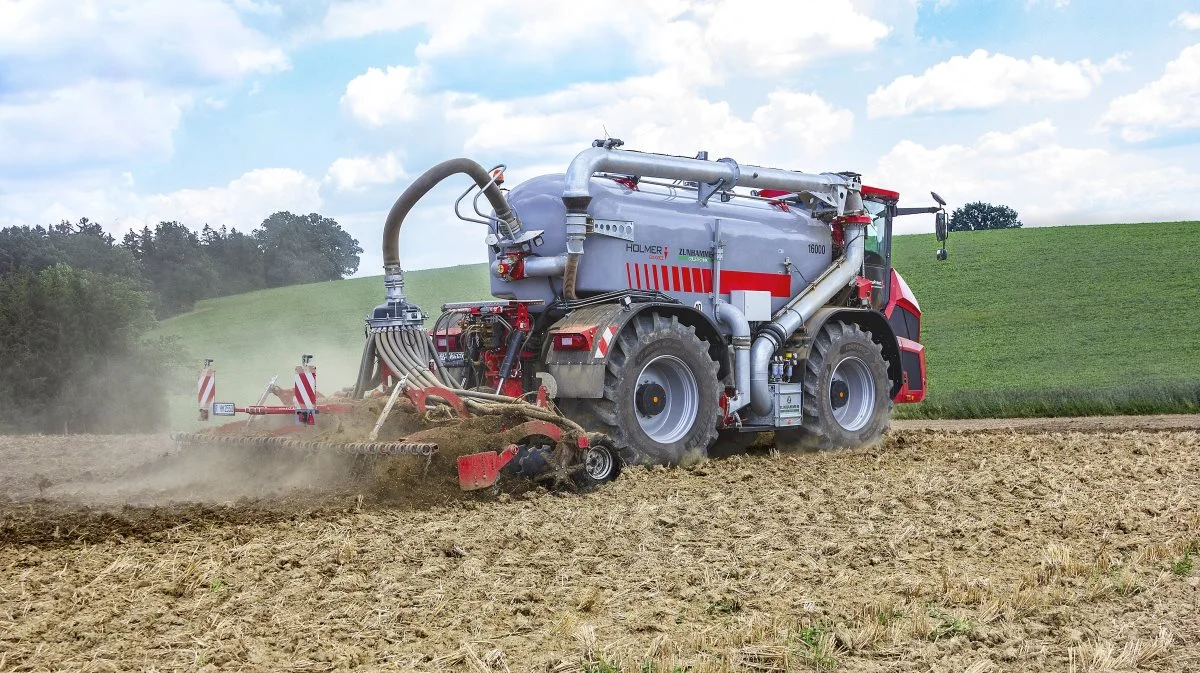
160 221 1200 426
890 220 1200 417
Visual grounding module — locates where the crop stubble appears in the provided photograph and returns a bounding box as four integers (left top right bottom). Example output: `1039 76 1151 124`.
1 422 1198 672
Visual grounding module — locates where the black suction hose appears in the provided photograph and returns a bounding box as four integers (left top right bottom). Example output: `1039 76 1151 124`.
382 158 518 267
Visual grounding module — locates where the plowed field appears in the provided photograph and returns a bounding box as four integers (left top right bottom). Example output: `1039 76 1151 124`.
2 418 1199 672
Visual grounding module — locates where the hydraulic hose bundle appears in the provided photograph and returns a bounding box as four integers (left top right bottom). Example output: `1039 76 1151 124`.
355 326 586 437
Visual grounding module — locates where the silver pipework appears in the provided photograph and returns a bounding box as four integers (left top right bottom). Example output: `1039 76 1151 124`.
564 147 851 208
748 221 868 416
715 301 751 414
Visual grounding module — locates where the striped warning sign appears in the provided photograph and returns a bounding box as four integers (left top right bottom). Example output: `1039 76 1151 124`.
293 366 317 411
197 368 216 410
594 325 617 359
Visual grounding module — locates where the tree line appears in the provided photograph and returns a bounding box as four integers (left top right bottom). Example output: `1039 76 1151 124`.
0 212 361 433
1 212 362 318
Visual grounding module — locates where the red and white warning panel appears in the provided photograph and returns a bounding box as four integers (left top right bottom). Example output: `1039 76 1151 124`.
197 360 216 421
293 358 318 424
594 325 617 359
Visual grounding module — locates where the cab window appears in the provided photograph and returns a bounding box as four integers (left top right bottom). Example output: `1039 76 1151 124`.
864 200 888 258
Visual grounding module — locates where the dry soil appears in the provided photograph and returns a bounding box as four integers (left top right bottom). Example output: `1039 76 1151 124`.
1 416 1198 672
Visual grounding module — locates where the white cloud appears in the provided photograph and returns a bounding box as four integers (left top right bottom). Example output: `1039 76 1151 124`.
874 120 1200 232
341 65 428 127
0 0 289 178
1098 44 1200 142
232 0 282 16
141 168 321 229
0 0 288 89
1175 12 1200 30
449 75 855 170
0 81 186 168
703 0 890 74
867 49 1126 118
325 153 406 192
320 0 889 83
0 168 322 236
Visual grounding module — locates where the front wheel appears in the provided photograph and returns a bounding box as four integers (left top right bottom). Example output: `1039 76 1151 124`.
775 321 892 451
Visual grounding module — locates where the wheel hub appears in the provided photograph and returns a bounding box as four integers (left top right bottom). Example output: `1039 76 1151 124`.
583 445 615 481
829 356 877 432
636 382 667 417
633 354 699 444
829 380 850 410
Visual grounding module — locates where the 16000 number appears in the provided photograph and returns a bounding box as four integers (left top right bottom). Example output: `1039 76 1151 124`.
808 243 827 255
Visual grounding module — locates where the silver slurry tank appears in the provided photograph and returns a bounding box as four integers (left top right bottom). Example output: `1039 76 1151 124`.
489 174 833 317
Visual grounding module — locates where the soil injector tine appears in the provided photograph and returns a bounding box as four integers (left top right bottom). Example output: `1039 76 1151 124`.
246 375 278 429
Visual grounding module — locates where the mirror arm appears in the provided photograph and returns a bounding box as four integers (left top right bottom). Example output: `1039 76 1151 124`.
894 206 942 217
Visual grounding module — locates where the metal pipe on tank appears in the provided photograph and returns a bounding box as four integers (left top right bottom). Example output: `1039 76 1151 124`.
711 218 723 310
714 301 751 414
563 147 848 202
559 147 853 298
490 255 567 278
749 219 868 417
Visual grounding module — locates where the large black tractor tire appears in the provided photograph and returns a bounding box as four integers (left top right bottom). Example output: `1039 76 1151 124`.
562 313 720 467
775 321 892 452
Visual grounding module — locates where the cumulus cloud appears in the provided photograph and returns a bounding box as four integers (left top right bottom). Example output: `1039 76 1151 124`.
867 50 1126 118
703 0 889 74
0 0 288 90
1098 44 1200 142
232 0 282 16
1176 12 1200 30
320 0 889 82
341 66 429 127
140 168 321 229
874 121 1200 232
335 2 873 168
325 153 406 192
447 75 855 170
0 0 289 177
0 81 186 169
0 168 322 237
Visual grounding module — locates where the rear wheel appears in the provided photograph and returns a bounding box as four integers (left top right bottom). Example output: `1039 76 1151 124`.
775 321 892 451
562 313 719 467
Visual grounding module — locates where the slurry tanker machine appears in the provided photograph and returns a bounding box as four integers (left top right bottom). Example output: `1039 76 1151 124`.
179 141 947 491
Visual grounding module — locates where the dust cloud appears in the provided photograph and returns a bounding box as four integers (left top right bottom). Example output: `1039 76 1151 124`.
0 433 361 508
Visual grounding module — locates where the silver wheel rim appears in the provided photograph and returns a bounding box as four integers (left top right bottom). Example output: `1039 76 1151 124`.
830 356 876 432
584 445 614 481
635 354 698 444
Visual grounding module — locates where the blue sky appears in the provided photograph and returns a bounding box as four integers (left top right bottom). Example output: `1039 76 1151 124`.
2 0 1198 276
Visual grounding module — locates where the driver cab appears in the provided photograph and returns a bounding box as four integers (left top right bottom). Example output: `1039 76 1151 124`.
860 185 899 311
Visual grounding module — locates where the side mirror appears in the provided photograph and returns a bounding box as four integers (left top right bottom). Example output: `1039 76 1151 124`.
935 211 948 242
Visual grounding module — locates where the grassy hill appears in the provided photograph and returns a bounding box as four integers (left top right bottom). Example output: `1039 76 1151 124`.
890 220 1200 417
158 265 491 428
160 221 1200 426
